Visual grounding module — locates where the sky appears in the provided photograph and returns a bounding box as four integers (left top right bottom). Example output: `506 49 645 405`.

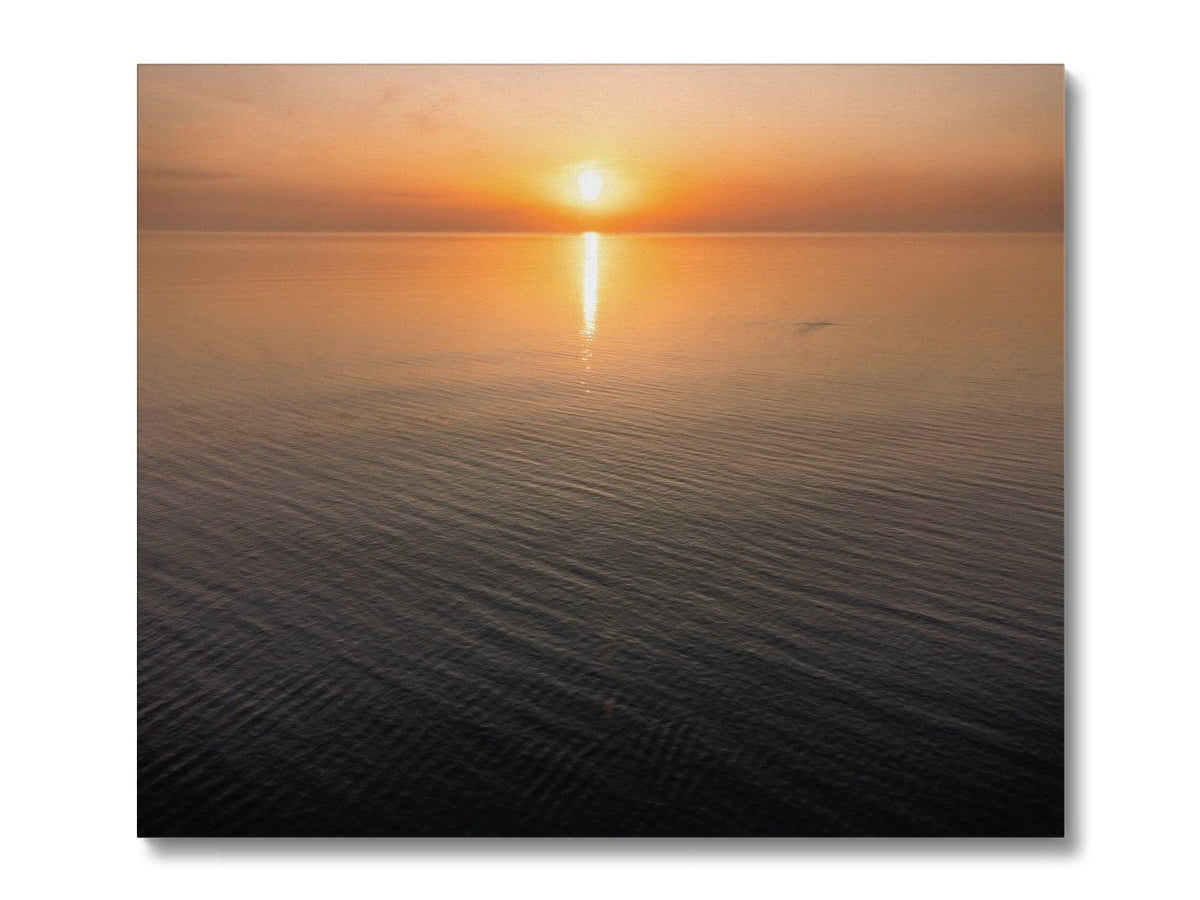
138 65 1063 233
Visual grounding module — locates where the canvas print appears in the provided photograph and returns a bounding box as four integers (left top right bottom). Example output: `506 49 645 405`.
138 64 1064 837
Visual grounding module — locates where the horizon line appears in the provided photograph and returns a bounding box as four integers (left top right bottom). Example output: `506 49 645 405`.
138 228 1064 237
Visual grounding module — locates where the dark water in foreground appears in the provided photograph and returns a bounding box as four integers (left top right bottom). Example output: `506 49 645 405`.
138 232 1063 836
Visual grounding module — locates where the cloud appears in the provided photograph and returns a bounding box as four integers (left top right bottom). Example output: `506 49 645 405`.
140 167 240 181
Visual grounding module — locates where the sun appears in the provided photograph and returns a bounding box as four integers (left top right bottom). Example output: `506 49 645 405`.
554 161 624 215
576 167 604 204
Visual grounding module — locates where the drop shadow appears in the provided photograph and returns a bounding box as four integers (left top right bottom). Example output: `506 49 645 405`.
146 835 1069 859
1062 65 1082 854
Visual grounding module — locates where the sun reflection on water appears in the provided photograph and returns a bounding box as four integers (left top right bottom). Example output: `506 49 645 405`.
582 231 599 338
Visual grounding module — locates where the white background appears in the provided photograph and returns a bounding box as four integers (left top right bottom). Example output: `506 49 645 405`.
4 1 1198 897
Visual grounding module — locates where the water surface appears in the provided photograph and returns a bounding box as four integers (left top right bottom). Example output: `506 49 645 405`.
138 232 1063 836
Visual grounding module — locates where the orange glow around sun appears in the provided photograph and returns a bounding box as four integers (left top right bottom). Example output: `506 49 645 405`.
542 161 645 227
555 161 629 217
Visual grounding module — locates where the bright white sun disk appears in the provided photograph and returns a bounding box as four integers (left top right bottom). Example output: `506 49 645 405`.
577 169 603 203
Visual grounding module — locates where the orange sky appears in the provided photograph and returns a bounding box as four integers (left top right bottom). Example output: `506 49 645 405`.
138 65 1063 233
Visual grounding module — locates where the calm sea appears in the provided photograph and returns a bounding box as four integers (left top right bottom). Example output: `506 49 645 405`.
138 232 1063 836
